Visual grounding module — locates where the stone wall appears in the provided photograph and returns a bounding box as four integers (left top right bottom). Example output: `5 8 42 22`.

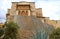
14 16 54 39
6 1 59 39
56 20 60 28
36 8 42 17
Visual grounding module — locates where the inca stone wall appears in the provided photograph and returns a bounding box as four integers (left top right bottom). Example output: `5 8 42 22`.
36 8 42 17
6 1 60 39
56 20 60 28
14 16 53 39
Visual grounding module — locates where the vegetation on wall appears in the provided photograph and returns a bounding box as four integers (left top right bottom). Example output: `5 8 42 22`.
0 21 19 39
49 28 60 39
0 29 4 39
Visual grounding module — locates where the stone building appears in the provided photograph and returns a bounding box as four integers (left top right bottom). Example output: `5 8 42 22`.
6 1 42 22
0 23 4 28
6 1 60 39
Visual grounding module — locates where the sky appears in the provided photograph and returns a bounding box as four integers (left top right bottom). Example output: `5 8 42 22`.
0 0 60 23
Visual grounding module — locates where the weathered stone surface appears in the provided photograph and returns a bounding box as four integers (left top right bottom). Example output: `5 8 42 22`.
14 16 53 39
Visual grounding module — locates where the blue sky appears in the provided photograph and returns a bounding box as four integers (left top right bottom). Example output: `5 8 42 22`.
0 0 60 23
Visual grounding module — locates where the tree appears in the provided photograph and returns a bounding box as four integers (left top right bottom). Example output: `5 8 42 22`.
3 21 19 39
49 28 60 39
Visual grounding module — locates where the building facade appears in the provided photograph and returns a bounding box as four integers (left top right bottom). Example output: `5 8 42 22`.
6 1 60 28
6 1 60 39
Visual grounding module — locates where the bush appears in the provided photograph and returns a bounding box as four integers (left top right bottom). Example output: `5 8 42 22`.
3 21 19 39
49 28 60 39
0 29 4 37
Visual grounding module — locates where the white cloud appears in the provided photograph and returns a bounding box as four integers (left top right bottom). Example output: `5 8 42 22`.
35 1 60 20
